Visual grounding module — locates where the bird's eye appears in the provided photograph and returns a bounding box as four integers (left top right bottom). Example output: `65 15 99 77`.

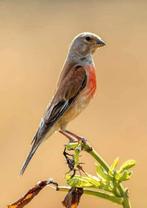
85 36 92 41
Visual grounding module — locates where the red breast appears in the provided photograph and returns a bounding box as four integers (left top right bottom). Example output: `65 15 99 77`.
85 64 97 97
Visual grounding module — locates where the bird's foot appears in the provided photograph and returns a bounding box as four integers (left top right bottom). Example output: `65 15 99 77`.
78 136 87 144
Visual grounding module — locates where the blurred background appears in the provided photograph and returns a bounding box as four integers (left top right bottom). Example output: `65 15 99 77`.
0 0 147 207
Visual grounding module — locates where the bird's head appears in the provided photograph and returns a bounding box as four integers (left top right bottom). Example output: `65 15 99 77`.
70 32 105 57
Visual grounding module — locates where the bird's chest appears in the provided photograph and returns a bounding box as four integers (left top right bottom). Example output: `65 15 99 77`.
77 65 97 108
71 66 96 118
85 65 97 97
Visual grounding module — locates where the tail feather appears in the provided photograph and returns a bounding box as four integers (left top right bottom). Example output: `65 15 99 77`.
20 141 41 175
20 119 56 175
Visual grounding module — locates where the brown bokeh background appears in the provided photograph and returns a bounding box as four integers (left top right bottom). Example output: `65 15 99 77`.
0 0 147 207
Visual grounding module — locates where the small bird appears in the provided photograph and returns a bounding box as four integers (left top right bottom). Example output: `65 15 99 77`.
20 32 105 175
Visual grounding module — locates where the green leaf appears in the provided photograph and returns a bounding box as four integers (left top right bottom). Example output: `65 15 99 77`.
110 157 119 171
117 170 132 182
99 180 114 192
119 160 136 173
96 164 109 180
66 174 100 188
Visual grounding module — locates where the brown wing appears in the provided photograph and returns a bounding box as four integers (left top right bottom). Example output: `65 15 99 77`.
43 65 87 133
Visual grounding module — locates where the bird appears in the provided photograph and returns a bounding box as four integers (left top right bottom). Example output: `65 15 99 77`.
20 32 105 175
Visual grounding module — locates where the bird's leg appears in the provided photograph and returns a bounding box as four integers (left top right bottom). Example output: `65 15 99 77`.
59 129 77 142
62 129 87 143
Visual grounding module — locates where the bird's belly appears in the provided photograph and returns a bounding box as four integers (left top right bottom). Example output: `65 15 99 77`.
59 97 90 127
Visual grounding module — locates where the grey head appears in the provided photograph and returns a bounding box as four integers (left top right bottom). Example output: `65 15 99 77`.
69 32 105 58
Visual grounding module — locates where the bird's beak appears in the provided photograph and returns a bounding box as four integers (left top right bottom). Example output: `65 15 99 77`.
96 38 106 47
